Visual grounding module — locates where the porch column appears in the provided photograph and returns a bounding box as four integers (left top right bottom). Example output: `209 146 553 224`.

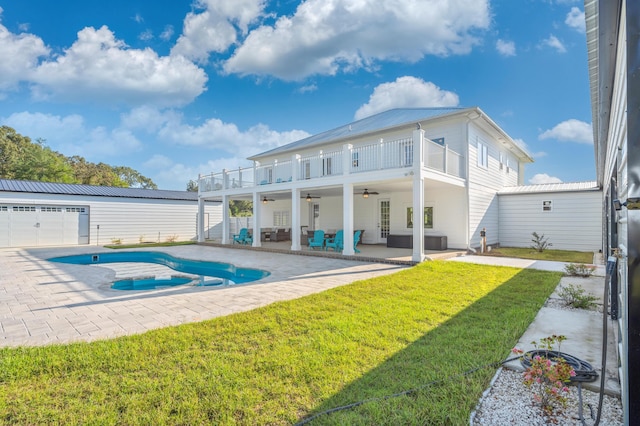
252 192 261 247
343 182 355 255
412 127 425 262
291 188 301 250
197 196 205 242
221 194 229 244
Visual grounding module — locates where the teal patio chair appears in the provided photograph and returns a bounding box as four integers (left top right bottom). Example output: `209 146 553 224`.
353 230 362 253
308 230 325 250
325 230 344 252
233 228 251 245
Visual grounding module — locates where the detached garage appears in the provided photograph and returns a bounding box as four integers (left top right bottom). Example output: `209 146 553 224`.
0 179 222 248
498 181 602 252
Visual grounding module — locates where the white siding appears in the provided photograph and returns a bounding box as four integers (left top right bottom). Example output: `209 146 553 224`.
0 192 221 247
498 190 602 251
467 123 518 248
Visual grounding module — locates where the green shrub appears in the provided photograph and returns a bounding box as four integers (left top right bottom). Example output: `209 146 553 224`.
557 284 598 309
530 232 552 252
564 263 596 277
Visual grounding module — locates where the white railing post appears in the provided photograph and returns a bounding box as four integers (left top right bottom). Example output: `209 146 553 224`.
444 144 449 174
222 169 229 190
343 144 352 176
253 161 259 187
413 128 424 170
378 138 384 169
292 154 300 181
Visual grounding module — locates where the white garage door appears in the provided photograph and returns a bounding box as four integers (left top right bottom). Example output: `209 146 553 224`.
0 205 89 247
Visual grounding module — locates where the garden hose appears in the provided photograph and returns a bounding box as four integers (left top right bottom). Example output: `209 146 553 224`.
519 349 598 383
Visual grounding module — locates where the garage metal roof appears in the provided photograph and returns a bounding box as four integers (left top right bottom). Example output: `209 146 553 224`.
0 179 200 201
498 181 600 195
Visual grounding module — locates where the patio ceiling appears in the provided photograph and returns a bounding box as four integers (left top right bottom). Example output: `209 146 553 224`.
228 177 459 202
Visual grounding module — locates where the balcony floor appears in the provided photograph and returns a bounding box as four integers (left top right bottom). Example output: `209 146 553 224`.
200 240 465 265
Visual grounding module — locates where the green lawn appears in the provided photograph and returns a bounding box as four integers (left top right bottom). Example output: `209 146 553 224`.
0 262 562 425
482 247 594 263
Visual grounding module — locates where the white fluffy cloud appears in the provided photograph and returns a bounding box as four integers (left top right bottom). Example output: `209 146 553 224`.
224 0 490 80
0 18 49 92
529 173 562 184
354 77 459 120
3 111 143 158
541 34 566 53
171 0 267 62
121 107 310 158
28 26 207 107
565 7 585 33
496 39 516 57
539 119 593 144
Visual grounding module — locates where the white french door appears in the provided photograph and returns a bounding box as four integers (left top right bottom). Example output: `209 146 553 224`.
378 199 390 243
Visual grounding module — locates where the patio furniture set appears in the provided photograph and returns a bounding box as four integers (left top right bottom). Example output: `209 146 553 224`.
307 229 362 253
232 227 363 253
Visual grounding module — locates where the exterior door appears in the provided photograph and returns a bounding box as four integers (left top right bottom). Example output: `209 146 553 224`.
378 199 390 243
309 203 320 229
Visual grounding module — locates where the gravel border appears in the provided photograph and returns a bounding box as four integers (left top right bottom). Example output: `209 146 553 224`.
471 368 623 425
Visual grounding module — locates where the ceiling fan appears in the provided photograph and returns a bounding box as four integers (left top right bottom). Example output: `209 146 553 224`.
355 188 379 198
302 193 321 202
262 196 275 204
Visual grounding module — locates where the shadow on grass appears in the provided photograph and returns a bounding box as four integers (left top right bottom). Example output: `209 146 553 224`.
296 267 561 425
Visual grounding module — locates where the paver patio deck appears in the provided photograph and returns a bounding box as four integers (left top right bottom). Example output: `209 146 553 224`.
1 245 406 347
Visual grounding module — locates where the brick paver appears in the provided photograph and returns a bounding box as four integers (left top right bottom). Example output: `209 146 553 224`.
1 245 406 346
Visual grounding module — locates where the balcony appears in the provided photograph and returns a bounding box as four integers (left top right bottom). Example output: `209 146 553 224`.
198 136 464 193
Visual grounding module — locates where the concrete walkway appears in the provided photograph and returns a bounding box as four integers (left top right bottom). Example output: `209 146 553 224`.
448 254 620 396
0 245 406 347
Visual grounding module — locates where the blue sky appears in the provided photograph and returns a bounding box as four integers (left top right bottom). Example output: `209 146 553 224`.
0 0 594 190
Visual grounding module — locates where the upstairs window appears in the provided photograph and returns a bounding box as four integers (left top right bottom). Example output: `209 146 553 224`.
477 142 488 169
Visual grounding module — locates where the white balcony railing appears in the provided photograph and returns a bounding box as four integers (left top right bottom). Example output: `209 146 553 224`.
199 136 464 193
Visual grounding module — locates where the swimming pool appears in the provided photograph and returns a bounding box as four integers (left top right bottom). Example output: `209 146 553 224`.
48 251 270 290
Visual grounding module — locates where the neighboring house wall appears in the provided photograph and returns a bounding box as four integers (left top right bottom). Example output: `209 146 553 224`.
588 1 631 417
0 191 221 247
498 190 602 251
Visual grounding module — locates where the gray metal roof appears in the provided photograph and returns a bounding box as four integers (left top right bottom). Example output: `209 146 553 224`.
498 181 600 195
0 179 200 201
249 107 470 159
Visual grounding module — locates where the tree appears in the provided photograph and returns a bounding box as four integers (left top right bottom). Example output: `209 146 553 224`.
186 180 198 192
0 126 158 189
113 166 157 189
229 200 253 217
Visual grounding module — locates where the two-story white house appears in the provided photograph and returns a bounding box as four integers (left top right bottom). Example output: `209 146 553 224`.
197 107 533 262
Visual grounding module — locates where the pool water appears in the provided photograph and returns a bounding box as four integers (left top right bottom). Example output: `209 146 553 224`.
111 276 194 290
48 251 270 290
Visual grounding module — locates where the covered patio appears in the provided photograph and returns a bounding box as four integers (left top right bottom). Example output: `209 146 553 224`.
198 239 466 265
